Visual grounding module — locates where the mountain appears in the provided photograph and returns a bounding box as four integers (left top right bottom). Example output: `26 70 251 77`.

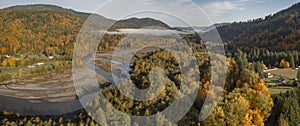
108 17 171 31
207 3 300 52
1 4 115 29
176 23 229 33
3 4 92 19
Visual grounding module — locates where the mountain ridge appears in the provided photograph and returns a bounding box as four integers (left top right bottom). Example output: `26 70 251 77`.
108 17 172 31
2 4 97 19
207 2 300 52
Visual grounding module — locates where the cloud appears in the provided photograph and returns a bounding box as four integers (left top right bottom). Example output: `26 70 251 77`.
201 1 238 20
95 0 215 26
238 7 246 11
237 0 268 3
237 0 255 3
199 0 267 22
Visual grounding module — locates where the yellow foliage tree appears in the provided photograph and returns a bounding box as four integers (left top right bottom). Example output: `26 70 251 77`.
203 106 226 125
8 57 16 67
248 109 264 126
2 59 8 67
253 80 270 94
203 83 273 126
1 47 7 54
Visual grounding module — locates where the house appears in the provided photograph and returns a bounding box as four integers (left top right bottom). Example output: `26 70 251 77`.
281 80 288 85
48 56 54 60
264 72 274 78
268 74 274 78
37 63 45 66
28 65 36 68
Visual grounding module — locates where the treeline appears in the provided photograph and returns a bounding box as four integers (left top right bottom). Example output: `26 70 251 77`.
227 48 300 69
0 110 100 126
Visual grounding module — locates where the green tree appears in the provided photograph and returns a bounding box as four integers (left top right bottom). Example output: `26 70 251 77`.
297 69 300 82
235 49 248 70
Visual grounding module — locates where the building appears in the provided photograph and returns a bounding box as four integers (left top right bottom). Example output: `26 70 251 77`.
37 63 45 66
28 65 36 68
264 72 274 78
281 80 288 85
48 56 54 60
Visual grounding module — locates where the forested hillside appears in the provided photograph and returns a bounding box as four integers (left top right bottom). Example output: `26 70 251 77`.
0 10 84 60
214 3 300 52
203 3 300 68
3 4 93 19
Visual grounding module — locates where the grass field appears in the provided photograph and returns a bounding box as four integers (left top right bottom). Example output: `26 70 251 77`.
265 68 297 97
0 60 71 81
265 68 297 84
268 68 297 79
269 86 294 96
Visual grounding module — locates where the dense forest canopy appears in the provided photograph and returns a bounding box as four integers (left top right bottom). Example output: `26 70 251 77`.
0 10 84 60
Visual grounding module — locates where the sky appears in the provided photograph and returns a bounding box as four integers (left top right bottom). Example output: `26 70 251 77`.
0 0 300 26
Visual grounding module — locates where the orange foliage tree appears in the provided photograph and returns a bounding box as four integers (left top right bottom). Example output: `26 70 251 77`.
279 59 290 68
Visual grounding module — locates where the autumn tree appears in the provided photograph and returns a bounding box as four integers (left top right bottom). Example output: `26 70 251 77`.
203 83 273 126
7 57 16 67
1 47 7 54
2 59 8 67
279 59 290 68
277 114 289 126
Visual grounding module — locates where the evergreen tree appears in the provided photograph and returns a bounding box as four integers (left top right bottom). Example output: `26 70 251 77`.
289 54 295 68
297 69 300 82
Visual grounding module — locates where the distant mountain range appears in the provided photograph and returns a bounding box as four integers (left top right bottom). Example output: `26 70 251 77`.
1 4 171 30
108 17 171 31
